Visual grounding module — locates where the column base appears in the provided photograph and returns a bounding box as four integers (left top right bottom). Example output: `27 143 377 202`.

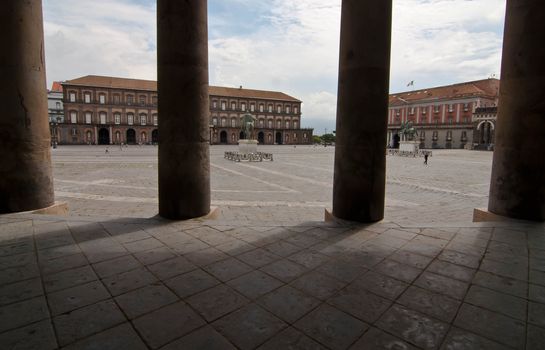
27 201 69 216
324 208 358 225
472 208 523 222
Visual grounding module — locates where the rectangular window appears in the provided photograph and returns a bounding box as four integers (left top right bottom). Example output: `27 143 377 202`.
70 112 77 124
153 115 158 125
140 115 146 125
152 96 158 105
231 119 236 127
113 95 120 104
277 120 281 128
127 95 134 104
285 121 290 128
463 103 469 111
139 96 146 106
231 102 236 110
268 105 273 113
241 103 246 111
250 104 255 112
259 120 264 127
212 118 218 126
84 94 91 103
99 95 105 104
115 114 120 124
286 106 290 114
434 105 440 113
294 107 298 114
69 93 76 102
268 120 272 128
100 113 106 124
128 114 134 125
212 100 217 108
56 102 61 109
221 102 226 110
448 104 454 112
85 112 92 124
277 106 282 113
294 121 298 129
259 105 264 112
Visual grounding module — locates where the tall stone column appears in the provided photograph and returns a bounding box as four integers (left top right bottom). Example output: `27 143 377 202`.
157 0 210 219
332 0 392 222
0 0 54 213
488 0 545 221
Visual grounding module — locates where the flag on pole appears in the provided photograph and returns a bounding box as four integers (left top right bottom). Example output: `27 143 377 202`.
407 80 414 87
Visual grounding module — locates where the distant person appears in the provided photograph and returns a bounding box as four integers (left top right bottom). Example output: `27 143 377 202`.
105 147 109 154
424 153 428 165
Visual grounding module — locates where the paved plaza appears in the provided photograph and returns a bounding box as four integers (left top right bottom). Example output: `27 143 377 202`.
1 146 544 349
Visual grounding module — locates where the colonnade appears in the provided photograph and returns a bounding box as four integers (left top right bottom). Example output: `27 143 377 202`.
1 0 543 222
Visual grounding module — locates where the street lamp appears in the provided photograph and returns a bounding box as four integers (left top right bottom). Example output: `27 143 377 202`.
49 118 60 148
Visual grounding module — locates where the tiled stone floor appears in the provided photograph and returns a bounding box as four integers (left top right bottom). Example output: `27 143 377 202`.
1 211 544 349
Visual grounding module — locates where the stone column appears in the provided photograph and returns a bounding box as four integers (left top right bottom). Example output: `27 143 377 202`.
332 0 392 222
157 0 210 219
0 0 54 213
488 0 545 221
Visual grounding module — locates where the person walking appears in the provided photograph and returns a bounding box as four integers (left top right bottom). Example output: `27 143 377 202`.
424 153 428 165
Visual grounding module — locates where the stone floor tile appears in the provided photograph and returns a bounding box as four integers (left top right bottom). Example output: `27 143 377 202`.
294 304 368 350
204 257 253 282
527 324 545 350
215 239 257 256
528 301 545 328
445 241 486 258
92 254 141 278
0 277 43 306
79 241 130 264
349 327 418 350
47 280 110 315
0 296 49 333
352 270 409 300
164 269 220 298
420 228 457 240
37 244 81 261
227 270 283 299
160 325 236 350
398 285 461 323
390 250 434 269
377 304 449 350
284 233 321 248
115 284 179 319
402 241 443 258
43 265 97 292
260 259 308 283
102 267 158 296
291 270 346 300
53 299 126 346
186 284 249 322
454 303 525 349
257 327 326 350
133 246 177 266
426 260 476 282
440 327 512 350
133 301 205 349
338 251 385 269
327 287 391 323
373 259 422 283
465 285 527 321
146 256 196 280
472 271 528 298
169 238 210 255
487 241 528 257
184 247 230 267
287 249 331 269
0 319 57 350
437 249 481 269
316 260 368 283
0 240 34 257
122 237 164 253
213 303 287 350
263 240 302 257
414 271 469 300
359 242 398 258
62 322 147 350
480 258 528 281
257 285 321 323
0 251 34 270
236 248 280 268
530 269 545 286
0 263 40 285
39 252 89 276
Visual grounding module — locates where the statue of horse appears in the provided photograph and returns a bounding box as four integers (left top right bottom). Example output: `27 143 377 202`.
399 121 418 141
240 113 256 140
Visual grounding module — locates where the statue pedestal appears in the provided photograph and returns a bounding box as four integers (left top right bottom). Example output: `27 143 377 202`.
238 139 258 154
399 141 419 153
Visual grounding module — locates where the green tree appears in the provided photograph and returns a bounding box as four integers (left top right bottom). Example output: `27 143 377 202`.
312 135 322 144
321 133 336 144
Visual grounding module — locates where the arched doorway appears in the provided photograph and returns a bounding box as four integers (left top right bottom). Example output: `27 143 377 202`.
126 129 136 145
393 133 400 149
258 132 264 144
98 128 109 145
220 131 227 144
275 132 283 145
239 131 245 140
152 129 158 144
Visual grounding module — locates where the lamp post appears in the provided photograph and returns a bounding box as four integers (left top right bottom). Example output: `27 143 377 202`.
49 119 58 148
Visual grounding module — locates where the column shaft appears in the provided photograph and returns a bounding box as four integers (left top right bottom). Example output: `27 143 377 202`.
332 0 392 222
157 0 210 219
488 0 545 221
0 0 54 213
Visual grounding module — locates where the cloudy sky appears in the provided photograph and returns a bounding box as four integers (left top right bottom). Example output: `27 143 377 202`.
43 0 506 134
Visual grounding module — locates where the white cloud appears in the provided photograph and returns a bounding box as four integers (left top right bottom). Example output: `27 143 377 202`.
42 0 506 133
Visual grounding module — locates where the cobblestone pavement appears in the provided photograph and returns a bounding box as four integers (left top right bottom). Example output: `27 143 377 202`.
51 145 492 224
2 146 543 349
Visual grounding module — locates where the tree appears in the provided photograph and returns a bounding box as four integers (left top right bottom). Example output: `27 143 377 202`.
321 133 336 144
312 135 322 144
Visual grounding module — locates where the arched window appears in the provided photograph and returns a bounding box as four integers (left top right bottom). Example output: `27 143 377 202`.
140 114 147 125
70 111 77 123
231 119 236 128
114 113 121 125
127 113 134 125
285 121 290 129
99 94 106 104
85 112 92 124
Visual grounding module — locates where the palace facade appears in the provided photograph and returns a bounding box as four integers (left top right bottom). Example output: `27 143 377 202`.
387 78 499 149
58 75 312 145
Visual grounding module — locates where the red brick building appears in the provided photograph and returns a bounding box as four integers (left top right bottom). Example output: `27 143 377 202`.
58 75 312 145
388 78 499 149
